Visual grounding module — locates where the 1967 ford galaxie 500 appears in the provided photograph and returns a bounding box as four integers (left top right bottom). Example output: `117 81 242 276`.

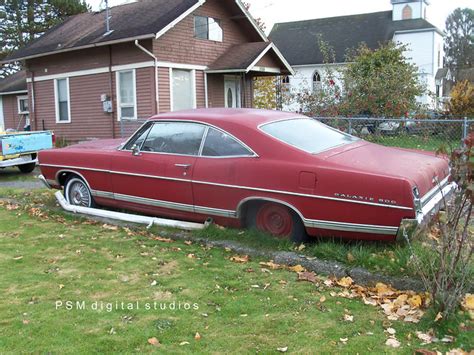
38 109 456 242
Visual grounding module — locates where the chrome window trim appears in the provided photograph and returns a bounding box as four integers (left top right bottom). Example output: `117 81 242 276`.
119 119 259 159
41 163 413 211
257 117 359 155
200 126 256 158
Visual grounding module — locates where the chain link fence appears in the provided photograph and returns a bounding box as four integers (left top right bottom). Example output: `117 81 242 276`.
316 117 473 151
119 116 473 152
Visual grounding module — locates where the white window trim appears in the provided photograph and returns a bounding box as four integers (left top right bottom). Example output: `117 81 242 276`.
54 78 71 124
170 68 197 112
116 69 137 121
17 95 29 114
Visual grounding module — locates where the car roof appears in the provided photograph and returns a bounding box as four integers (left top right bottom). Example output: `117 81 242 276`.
148 108 303 129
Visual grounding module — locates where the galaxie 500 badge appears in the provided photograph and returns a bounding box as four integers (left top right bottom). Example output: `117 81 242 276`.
334 193 397 205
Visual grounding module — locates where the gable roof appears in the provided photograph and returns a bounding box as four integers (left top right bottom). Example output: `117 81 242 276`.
0 71 27 95
269 11 441 66
4 0 267 63
207 42 294 74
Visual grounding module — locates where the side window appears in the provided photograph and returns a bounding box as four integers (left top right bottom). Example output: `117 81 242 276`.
202 128 252 157
124 123 152 150
142 122 205 155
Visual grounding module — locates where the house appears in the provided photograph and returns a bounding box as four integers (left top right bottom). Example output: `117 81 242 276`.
435 67 474 108
0 71 29 131
270 0 444 111
3 0 293 142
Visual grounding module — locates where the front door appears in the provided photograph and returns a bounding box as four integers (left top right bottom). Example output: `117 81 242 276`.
0 96 4 131
110 121 206 220
224 77 241 108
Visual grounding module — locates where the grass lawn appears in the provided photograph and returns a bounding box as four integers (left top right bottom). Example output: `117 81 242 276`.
0 166 39 182
0 189 472 353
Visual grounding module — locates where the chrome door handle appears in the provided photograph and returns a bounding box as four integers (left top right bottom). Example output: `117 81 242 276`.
175 164 191 169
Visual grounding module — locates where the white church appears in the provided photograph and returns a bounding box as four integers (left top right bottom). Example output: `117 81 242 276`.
270 0 445 111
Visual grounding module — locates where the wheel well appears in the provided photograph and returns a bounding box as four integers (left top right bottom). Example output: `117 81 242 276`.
238 198 304 227
56 171 80 187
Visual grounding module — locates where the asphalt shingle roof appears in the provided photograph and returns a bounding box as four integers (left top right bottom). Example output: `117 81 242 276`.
5 0 199 61
208 42 271 71
269 11 440 65
0 71 27 94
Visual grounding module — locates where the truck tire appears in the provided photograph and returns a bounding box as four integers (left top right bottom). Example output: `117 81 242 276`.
18 163 36 174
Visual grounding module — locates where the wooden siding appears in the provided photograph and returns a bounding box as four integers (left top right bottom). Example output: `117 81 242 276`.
207 74 225 108
195 70 206 108
26 41 154 77
2 94 22 130
256 52 282 68
158 67 171 113
154 0 261 65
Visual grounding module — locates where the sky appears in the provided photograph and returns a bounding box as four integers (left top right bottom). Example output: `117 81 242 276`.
87 0 473 33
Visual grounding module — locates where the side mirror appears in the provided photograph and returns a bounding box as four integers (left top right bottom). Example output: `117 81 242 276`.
131 144 141 156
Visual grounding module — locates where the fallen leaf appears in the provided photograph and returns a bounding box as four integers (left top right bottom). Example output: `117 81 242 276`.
259 261 283 269
102 224 118 231
385 338 401 348
462 294 474 311
343 314 354 322
434 312 443 322
59 284 65 290
184 240 193 245
339 338 348 344
154 236 173 243
319 296 326 303
13 256 23 260
147 337 160 347
277 346 288 353
230 255 249 263
408 295 422 308
22 319 30 325
194 332 201 340
337 277 353 288
150 280 157 286
386 327 396 335
297 271 317 283
288 265 305 273
347 252 355 262
179 341 190 346
187 254 196 259
297 244 306 251
416 331 434 344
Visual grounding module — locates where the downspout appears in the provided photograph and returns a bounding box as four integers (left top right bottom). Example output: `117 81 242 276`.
134 40 159 114
108 45 115 138
30 71 38 131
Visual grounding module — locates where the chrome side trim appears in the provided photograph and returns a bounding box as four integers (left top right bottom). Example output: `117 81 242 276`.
54 169 94 190
40 163 413 211
303 219 398 236
87 188 401 235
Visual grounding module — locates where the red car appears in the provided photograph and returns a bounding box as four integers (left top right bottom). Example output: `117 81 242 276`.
38 109 455 242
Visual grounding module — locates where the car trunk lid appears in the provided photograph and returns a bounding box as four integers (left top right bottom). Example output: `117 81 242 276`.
321 142 450 197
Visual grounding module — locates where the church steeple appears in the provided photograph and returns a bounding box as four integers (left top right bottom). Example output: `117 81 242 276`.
391 0 429 21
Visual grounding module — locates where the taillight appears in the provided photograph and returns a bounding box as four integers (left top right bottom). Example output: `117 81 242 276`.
51 132 56 147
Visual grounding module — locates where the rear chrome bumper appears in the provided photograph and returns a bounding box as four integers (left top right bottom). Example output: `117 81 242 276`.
0 155 37 168
396 179 457 241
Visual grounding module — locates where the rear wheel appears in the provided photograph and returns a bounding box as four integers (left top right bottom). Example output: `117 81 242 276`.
64 176 94 208
18 163 36 174
247 202 307 243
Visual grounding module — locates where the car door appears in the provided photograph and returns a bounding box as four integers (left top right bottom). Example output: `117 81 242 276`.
110 121 206 218
192 127 257 218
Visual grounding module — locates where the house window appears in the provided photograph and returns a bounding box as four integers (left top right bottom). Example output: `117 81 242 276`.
117 70 137 120
194 16 223 42
312 71 322 92
17 96 29 114
402 5 412 20
55 78 70 123
171 69 196 111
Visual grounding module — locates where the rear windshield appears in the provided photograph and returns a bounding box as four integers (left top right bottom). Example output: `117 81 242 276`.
260 118 359 154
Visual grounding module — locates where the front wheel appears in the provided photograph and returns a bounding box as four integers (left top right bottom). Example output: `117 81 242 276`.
247 202 307 243
18 163 36 174
64 176 95 208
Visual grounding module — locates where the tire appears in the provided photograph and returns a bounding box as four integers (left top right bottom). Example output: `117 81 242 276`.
64 176 95 208
247 202 307 243
18 163 36 174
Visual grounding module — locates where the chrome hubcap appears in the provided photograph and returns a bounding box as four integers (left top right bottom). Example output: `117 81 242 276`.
69 182 90 207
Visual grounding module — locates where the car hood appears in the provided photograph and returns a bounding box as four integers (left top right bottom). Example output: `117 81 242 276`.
64 138 126 151
322 142 450 196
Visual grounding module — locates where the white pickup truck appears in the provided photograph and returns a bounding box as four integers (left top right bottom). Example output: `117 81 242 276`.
0 131 54 173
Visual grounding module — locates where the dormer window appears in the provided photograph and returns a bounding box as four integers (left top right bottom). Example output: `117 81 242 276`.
194 16 223 42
